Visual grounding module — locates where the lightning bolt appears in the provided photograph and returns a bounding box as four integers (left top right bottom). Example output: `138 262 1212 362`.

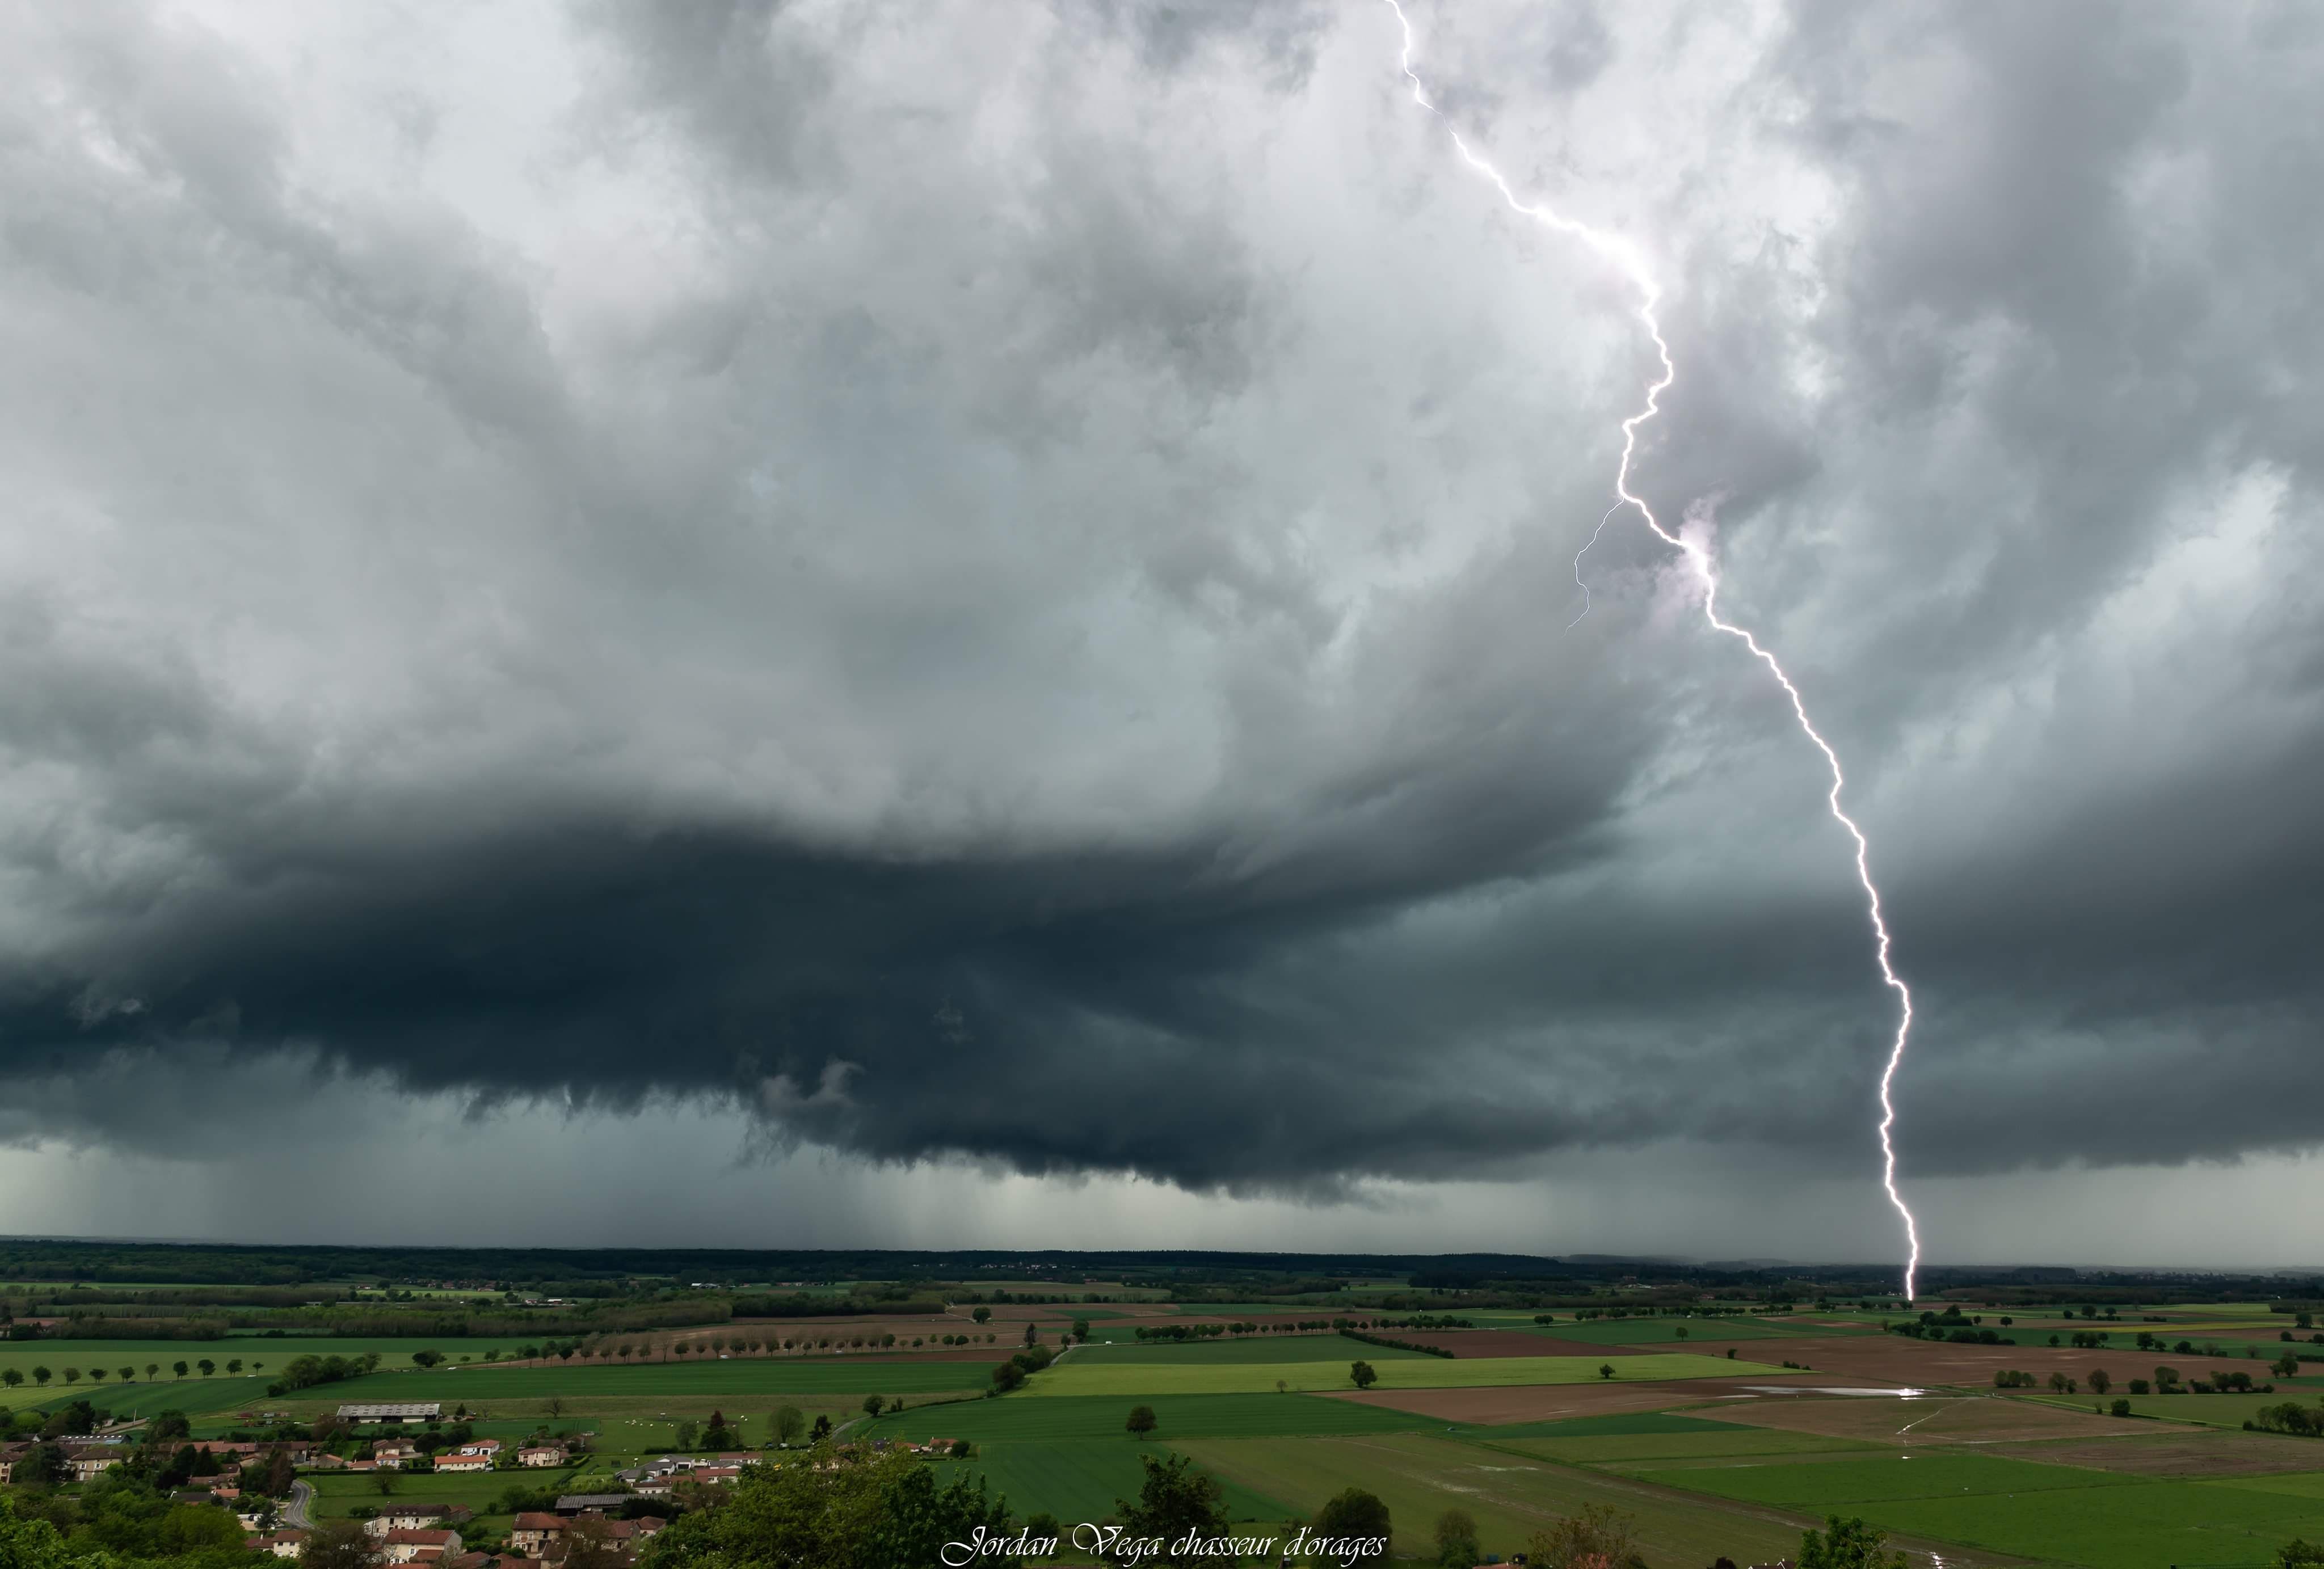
1381 0 1923 1300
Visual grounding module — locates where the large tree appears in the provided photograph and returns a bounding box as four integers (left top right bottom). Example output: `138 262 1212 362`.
1112 1453 1231 1569
1797 1515 1909 1569
1311 1489 1392 1569
303 1520 384 1569
1525 1504 1645 1569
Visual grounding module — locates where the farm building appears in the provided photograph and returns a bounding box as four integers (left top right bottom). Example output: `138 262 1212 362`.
338 1403 442 1422
515 1446 563 1467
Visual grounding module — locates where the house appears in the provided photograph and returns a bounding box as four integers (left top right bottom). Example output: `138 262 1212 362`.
435 1452 492 1473
515 1446 563 1468
0 1445 26 1485
247 1532 305 1559
69 1452 123 1482
508 1515 563 1554
367 1506 465 1537
380 1528 464 1564
456 1440 502 1456
374 1440 422 1466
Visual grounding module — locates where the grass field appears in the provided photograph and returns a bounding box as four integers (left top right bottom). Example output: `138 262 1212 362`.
9 1373 278 1421
1626 1447 2324 1568
1532 1319 1794 1346
866 1393 1438 1445
928 1445 1293 1526
1067 1338 1434 1363
1633 1451 2142 1506
1030 1353 1784 1398
1501 1428 1881 1465
2061 1391 2324 1430
1179 1432 1804 1566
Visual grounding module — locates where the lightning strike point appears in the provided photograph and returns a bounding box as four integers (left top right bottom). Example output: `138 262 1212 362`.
1381 0 1922 1300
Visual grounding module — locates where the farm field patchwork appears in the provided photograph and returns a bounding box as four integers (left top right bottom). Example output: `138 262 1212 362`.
1030 1353 1788 1398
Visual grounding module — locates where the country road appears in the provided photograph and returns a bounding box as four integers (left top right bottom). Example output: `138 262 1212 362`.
282 1479 314 1530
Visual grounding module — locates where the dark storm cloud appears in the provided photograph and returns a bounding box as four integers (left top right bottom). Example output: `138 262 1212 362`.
1 0 2319 1199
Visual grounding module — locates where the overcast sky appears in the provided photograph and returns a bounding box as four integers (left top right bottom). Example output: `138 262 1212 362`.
2 0 2318 1269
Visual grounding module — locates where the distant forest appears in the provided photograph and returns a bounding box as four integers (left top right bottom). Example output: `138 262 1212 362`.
0 1239 2315 1308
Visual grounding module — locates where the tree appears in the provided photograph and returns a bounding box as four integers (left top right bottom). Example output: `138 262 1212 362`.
1312 1487 1393 1569
30 1366 49 1387
303 1519 384 1569
2276 1540 2324 1568
675 1420 699 1451
548 1397 566 1420
705 1410 738 1449
0 1369 19 1391
144 1364 158 1382
863 1395 887 1419
991 1362 1027 1394
196 1359 214 1378
1797 1515 1909 1569
1525 1506 1644 1569
1349 1360 1378 1390
119 1367 135 1383
1434 1508 1480 1569
2089 1369 2111 1394
1115 1453 1231 1568
1072 1318 1091 1343
637 1445 1013 1569
1023 1322 1039 1348
1126 1404 1157 1440
810 1414 832 1441
774 1406 806 1447
1674 1326 1689 1340
1599 1364 1615 1381
411 1350 445 1369
564 1515 628 1569
2276 1355 2302 1378
972 1308 992 1325
171 1361 187 1380
226 1359 243 1376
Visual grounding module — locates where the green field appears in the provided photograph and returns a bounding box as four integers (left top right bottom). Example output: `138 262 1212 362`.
1181 1432 1803 1566
1067 1338 1433 1364
1504 1428 1880 1465
1623 1449 2324 1568
1029 1353 1784 1398
1862 1479 2324 1569
264 1359 995 1408
2066 1391 2324 1429
9 1373 278 1422
928 1445 1292 1526
1534 1319 1794 1345
1635 1451 2141 1507
866 1393 1437 1445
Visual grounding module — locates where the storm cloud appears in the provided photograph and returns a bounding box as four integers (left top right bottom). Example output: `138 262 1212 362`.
1 0 2319 1232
